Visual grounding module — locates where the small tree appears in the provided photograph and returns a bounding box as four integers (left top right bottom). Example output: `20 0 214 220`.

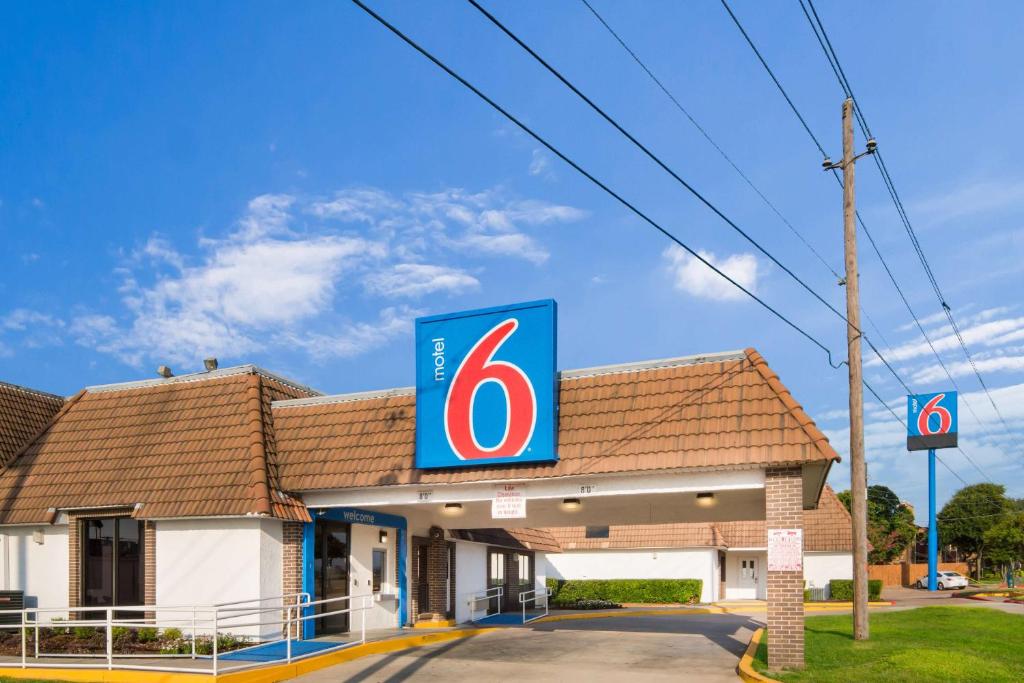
836 485 918 564
938 483 1012 579
983 512 1024 576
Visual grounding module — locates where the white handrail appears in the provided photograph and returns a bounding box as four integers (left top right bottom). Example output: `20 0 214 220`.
466 586 503 618
10 591 373 676
518 587 552 623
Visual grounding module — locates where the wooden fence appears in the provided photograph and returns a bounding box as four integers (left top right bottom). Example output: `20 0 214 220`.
869 562 970 586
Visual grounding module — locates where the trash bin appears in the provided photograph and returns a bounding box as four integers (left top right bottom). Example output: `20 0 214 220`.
1008 571 1015 589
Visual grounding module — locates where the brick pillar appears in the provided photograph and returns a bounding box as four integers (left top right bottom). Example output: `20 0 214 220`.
766 466 804 670
144 521 156 619
282 522 305 637
426 527 449 616
68 518 80 613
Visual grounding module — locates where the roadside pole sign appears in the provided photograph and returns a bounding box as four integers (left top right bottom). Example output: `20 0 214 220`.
907 391 958 593
906 391 958 451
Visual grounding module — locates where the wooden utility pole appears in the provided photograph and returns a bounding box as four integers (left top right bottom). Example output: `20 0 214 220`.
841 97 870 640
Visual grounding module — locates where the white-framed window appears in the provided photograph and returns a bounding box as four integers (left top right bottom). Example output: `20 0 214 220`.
372 548 387 593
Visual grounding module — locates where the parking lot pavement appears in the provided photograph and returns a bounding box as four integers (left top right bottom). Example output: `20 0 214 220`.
884 585 1024 614
293 613 761 682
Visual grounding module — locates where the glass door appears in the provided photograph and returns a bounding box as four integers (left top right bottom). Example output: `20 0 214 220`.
314 520 350 633
487 550 506 612
81 518 143 619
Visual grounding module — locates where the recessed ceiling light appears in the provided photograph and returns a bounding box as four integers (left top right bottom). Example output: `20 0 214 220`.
696 492 716 508
561 498 582 512
442 503 464 516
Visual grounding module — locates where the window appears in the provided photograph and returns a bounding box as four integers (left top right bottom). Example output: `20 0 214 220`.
372 549 387 593
584 526 609 539
489 551 505 586
516 553 531 586
81 518 143 615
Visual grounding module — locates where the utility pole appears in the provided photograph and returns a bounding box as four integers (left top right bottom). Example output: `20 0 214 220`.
825 97 875 641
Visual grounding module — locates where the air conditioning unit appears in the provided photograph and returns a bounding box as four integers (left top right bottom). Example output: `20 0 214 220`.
0 591 24 625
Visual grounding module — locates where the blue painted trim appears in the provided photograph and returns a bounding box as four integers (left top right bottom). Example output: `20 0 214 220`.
928 449 938 592
301 507 410 639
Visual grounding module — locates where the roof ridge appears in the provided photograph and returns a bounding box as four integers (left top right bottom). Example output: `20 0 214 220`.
272 349 747 408
743 348 840 463
0 389 86 468
0 379 65 402
243 374 273 517
85 364 322 397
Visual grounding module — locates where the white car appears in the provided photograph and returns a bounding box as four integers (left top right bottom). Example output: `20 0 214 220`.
916 571 969 590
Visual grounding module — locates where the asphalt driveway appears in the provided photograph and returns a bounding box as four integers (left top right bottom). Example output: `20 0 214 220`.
293 613 759 682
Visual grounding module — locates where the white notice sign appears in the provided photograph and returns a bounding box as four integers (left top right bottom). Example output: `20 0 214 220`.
767 528 803 572
492 484 526 519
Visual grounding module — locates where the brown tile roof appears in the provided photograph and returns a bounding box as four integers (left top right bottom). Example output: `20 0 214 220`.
0 381 64 467
0 367 316 524
451 528 561 553
272 348 839 490
545 486 852 553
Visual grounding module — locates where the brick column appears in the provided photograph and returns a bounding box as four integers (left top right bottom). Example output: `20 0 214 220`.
144 521 156 619
281 522 305 637
426 527 449 617
766 466 804 670
68 518 81 612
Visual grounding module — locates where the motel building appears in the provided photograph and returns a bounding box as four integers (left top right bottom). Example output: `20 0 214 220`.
0 300 848 670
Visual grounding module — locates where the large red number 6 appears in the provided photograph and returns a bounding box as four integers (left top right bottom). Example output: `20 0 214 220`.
444 318 537 460
917 394 951 436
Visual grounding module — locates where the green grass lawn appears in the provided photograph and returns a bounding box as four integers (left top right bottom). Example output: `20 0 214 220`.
754 606 1024 682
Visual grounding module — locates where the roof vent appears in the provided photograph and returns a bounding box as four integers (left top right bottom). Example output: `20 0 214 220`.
156 365 174 378
204 358 219 372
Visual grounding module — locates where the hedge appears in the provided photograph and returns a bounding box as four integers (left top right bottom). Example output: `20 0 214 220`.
546 578 702 605
829 579 883 601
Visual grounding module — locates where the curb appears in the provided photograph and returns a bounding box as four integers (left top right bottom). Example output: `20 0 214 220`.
736 628 780 683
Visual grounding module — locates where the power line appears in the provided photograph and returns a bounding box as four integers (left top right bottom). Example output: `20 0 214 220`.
579 0 842 283
348 0 843 369
719 0 1010 482
466 0 915 397
800 0 1017 442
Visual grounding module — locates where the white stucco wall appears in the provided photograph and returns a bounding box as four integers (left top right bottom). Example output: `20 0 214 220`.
0 525 69 613
545 548 717 603
805 551 852 593
155 518 282 640
454 541 487 624
348 523 399 631
724 551 767 600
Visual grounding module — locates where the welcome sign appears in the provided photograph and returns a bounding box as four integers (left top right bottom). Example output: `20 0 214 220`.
415 300 558 469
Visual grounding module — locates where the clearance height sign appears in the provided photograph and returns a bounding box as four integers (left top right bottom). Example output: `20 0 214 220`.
414 300 558 469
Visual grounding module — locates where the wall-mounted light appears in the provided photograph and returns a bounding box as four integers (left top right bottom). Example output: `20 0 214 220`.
561 498 582 512
696 492 716 508
379 529 389 544
442 503 464 517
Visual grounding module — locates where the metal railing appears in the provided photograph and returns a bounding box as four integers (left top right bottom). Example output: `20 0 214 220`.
2 591 375 675
466 586 503 620
518 587 551 624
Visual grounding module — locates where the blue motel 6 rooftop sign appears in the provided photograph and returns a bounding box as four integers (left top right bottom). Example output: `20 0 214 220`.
415 300 558 469
907 391 958 451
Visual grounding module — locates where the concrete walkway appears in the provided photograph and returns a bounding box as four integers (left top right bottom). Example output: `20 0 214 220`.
883 585 1024 614
293 612 762 682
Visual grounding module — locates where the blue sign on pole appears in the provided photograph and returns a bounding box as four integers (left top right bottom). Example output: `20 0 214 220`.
906 391 958 451
415 300 558 470
907 391 958 592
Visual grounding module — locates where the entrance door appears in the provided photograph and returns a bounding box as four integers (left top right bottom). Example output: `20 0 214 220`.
414 539 430 618
80 518 144 619
737 556 759 599
487 549 506 612
314 520 350 633
488 549 534 612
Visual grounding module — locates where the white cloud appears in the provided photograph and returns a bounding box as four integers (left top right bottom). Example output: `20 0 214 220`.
60 184 583 367
365 264 479 298
662 245 758 301
912 354 1024 384
528 149 553 178
869 313 1024 366
1 309 63 331
910 178 1024 225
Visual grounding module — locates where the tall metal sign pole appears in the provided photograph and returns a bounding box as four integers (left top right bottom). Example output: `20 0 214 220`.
907 392 958 591
824 98 875 641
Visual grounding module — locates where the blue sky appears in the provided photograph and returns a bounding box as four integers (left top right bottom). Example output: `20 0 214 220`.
2 1 1022 520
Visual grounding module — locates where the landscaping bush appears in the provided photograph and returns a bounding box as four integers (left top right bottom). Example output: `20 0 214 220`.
136 627 159 643
72 626 96 639
161 627 182 641
829 579 883 601
567 599 622 610
546 578 702 605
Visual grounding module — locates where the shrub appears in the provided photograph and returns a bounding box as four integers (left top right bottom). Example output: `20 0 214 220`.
49 617 69 636
111 626 132 640
567 599 622 610
829 579 883 601
161 627 182 641
803 589 812 602
546 578 702 605
72 626 96 639
136 627 159 643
